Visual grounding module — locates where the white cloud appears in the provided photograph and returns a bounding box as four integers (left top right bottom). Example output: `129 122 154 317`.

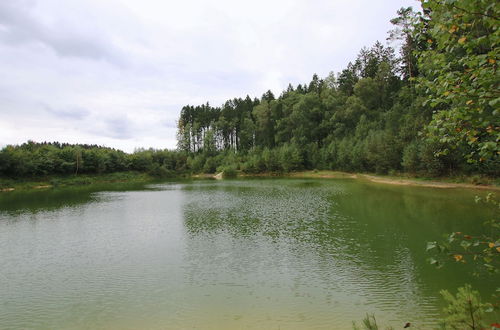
0 0 418 152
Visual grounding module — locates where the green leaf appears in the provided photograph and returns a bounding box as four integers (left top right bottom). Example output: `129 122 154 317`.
461 240 472 249
427 241 437 251
428 257 439 266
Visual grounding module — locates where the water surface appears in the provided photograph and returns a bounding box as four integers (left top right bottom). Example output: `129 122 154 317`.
0 178 497 329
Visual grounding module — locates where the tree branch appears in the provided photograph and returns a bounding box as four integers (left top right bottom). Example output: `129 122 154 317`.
447 3 500 21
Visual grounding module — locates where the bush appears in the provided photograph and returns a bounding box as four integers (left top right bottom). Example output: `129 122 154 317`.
241 154 265 174
217 165 238 178
402 141 420 173
202 157 217 173
148 164 175 178
187 154 205 173
278 143 303 172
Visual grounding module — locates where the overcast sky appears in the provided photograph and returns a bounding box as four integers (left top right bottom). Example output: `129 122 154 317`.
0 0 418 152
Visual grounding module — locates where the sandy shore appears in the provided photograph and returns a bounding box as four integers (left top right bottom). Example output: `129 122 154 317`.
275 171 498 191
357 174 499 191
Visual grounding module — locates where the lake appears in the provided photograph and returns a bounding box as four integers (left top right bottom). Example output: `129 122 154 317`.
0 178 497 329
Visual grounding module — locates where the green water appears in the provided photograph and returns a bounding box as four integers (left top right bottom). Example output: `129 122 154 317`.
0 178 497 329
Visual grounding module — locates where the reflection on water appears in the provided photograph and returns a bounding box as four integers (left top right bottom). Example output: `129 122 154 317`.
0 179 496 329
0 182 151 216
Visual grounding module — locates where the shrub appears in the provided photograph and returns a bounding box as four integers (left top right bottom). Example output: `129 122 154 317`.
217 165 237 178
439 284 492 330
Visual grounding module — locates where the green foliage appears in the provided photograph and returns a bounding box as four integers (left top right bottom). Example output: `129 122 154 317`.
187 154 206 173
416 0 499 166
148 164 175 178
353 285 497 330
402 141 421 173
241 150 266 174
217 165 238 178
439 284 492 330
173 39 430 176
427 193 499 274
426 194 499 328
278 143 303 172
388 7 420 80
171 2 499 179
0 141 188 178
352 314 394 330
202 157 217 174
173 16 497 178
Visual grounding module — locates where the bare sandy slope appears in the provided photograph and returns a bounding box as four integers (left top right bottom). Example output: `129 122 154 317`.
289 171 499 191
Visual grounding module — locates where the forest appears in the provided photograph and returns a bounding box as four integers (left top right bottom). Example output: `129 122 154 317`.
0 0 498 180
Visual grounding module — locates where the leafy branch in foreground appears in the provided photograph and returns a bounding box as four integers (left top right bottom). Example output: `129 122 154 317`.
417 0 499 165
427 193 499 274
427 193 499 328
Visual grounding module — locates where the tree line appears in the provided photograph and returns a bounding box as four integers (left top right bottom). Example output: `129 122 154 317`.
177 0 498 177
1 0 498 179
0 141 188 178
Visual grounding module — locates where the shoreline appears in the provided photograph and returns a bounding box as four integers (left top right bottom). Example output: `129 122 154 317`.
1 170 499 192
179 170 500 191
237 170 499 191
357 174 500 191
293 171 499 191
0 172 156 192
